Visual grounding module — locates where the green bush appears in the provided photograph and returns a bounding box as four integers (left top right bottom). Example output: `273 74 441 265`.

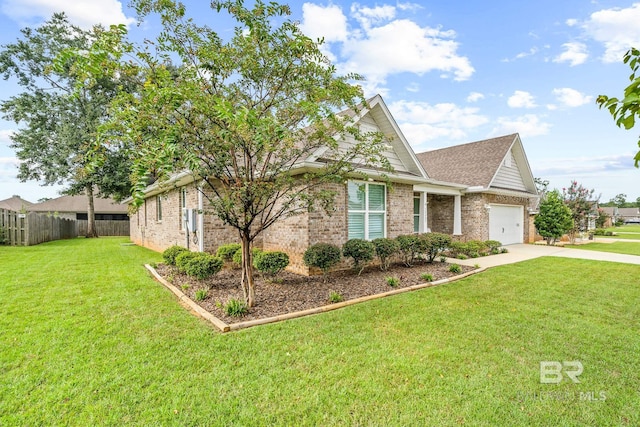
216 243 241 261
418 232 452 263
449 263 462 274
396 234 421 267
303 243 342 276
176 252 223 280
232 246 263 267
254 251 289 276
162 245 190 266
372 238 399 271
484 240 502 252
225 298 248 317
342 239 375 275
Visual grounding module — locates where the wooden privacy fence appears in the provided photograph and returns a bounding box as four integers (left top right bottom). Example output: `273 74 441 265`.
1 209 130 246
1 208 77 246
77 219 130 237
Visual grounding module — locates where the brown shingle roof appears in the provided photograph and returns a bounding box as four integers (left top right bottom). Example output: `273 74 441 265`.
415 134 517 187
0 196 34 211
29 195 127 214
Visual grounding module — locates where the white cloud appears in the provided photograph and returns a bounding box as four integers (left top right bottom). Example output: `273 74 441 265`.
553 42 588 66
552 88 593 107
566 18 578 27
389 100 488 148
491 114 551 138
405 82 420 93
580 3 640 63
466 92 484 102
0 130 14 145
1 0 135 29
350 3 396 29
507 91 537 108
533 153 636 176
0 156 20 182
301 3 474 95
300 3 349 43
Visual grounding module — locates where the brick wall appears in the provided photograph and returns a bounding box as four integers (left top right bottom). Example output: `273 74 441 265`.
387 183 414 238
427 194 454 234
460 193 489 240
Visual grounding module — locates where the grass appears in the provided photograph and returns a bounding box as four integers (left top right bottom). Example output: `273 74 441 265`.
567 241 640 256
1 238 639 425
604 224 640 240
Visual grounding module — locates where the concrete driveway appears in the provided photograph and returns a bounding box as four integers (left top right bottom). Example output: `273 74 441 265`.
449 243 640 268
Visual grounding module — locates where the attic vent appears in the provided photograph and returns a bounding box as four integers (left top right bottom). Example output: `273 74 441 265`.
504 152 512 167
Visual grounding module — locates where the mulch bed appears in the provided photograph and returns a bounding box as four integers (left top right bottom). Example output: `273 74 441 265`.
155 260 475 324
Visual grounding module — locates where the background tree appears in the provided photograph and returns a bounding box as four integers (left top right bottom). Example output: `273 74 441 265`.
534 190 573 245
0 13 134 237
95 0 391 307
562 181 597 243
597 47 640 167
611 193 628 207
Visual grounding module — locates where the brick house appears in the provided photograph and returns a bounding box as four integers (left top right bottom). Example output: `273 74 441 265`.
129 95 538 274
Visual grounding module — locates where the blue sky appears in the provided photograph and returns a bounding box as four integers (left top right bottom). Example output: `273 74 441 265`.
1 0 639 203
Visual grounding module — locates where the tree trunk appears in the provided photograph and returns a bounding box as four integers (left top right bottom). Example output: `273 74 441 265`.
86 184 98 238
240 232 255 307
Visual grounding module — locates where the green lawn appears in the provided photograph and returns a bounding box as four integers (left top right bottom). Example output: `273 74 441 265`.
606 224 640 233
1 238 639 426
567 241 640 256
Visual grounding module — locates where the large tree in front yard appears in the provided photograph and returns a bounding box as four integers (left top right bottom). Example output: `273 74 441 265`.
98 0 391 307
0 14 134 237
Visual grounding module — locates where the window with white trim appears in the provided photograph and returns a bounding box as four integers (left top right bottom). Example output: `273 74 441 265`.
156 195 163 222
179 188 187 230
347 181 386 240
413 194 420 233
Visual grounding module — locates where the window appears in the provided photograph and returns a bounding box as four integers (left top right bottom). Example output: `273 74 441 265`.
348 181 386 240
413 195 420 233
156 195 163 221
179 188 187 230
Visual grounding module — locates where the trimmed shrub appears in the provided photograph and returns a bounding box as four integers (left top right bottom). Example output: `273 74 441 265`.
303 243 341 276
396 234 421 267
176 252 223 280
163 245 189 266
418 232 452 263
232 246 263 267
216 243 241 261
373 237 399 271
342 239 375 275
484 240 502 252
254 251 289 276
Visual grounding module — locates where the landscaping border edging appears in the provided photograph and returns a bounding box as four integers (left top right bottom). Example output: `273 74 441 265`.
145 264 486 333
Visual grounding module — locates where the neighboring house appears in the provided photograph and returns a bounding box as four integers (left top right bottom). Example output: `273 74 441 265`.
30 194 130 236
0 195 34 212
601 207 640 224
129 95 539 274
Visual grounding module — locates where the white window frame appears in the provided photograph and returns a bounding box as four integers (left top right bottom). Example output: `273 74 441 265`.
413 194 420 233
347 181 387 240
156 195 163 222
179 188 187 230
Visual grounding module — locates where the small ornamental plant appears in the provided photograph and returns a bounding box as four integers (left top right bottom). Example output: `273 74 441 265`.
386 276 400 287
328 290 344 303
420 273 433 282
449 264 462 274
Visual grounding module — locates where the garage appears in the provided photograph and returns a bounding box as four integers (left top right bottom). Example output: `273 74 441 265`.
489 204 523 245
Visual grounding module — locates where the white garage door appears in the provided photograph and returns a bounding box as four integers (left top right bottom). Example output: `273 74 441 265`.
489 205 523 245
